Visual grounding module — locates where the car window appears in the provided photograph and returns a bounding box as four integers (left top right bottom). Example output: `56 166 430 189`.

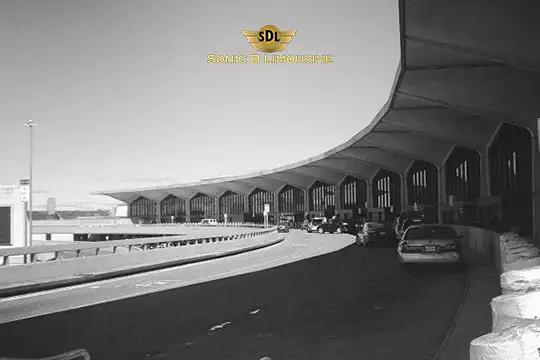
312 219 323 225
405 226 458 240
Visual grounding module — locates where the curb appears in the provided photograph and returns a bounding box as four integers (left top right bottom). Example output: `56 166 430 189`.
432 269 471 360
0 236 284 298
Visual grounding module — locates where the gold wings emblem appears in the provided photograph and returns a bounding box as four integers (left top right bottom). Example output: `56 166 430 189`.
242 30 297 53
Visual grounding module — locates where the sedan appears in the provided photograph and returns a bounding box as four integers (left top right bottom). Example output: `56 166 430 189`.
397 224 463 270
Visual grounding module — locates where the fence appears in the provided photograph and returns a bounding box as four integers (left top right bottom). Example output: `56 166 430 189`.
469 233 540 360
0 227 277 266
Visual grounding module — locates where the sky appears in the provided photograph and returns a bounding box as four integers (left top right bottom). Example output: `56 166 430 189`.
0 0 400 210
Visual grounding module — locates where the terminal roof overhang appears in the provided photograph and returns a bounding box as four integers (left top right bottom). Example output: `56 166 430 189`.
95 0 540 204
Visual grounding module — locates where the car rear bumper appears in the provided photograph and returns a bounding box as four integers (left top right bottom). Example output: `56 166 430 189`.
398 251 461 264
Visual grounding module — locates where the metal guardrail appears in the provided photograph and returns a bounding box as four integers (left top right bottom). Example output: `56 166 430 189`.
0 227 277 266
0 349 90 360
32 221 268 228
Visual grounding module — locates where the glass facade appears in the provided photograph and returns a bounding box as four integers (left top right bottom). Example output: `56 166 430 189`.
340 176 368 209
190 193 216 223
129 196 157 219
489 123 532 235
407 160 439 222
249 188 274 215
445 147 481 203
373 170 401 214
160 195 186 222
219 191 245 215
278 185 305 213
309 181 336 212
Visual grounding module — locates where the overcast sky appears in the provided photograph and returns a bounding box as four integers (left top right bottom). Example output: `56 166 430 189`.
0 0 399 209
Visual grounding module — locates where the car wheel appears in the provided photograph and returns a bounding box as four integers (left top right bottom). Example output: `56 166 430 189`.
318 227 324 234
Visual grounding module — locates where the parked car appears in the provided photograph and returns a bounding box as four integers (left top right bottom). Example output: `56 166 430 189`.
200 218 218 226
277 221 290 233
306 217 325 233
397 224 463 270
393 211 425 240
318 219 346 234
355 222 393 246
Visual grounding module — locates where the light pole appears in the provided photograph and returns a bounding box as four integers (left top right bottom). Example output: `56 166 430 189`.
25 120 37 248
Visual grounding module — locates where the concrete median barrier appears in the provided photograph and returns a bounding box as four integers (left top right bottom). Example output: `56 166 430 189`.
470 320 540 360
0 231 283 298
469 232 540 360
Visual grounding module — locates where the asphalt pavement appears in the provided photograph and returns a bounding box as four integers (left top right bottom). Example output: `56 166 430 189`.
0 230 466 360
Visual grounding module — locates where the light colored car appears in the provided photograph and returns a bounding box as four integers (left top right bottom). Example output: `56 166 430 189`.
397 224 463 269
306 217 325 233
200 218 218 226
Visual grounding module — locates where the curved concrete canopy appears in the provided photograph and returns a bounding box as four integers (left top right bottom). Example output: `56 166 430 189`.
95 0 540 204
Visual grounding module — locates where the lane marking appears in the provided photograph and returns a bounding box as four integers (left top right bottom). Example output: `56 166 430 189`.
0 255 293 304
249 309 260 315
209 321 231 331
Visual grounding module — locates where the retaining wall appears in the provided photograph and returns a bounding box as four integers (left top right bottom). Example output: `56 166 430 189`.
469 232 540 360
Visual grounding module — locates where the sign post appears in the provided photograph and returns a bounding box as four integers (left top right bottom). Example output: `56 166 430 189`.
20 179 30 263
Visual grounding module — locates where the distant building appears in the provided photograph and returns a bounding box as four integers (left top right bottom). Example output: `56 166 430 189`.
46 197 57 215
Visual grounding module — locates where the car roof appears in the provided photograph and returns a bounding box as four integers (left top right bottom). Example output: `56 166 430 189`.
406 223 451 230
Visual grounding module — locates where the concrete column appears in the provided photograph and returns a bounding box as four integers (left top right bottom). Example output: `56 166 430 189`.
479 150 490 197
244 195 250 216
156 201 161 223
304 189 310 213
185 200 191 223
366 182 373 208
274 193 280 216
214 196 220 220
531 133 540 244
437 168 446 224
335 184 342 210
400 173 408 213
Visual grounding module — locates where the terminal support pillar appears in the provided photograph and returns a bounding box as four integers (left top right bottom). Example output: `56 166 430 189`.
185 201 191 223
274 194 280 219
214 196 219 221
244 195 250 218
366 182 373 208
334 184 342 211
400 173 408 214
303 189 310 215
479 151 490 197
531 134 540 244
437 167 445 224
156 201 161 223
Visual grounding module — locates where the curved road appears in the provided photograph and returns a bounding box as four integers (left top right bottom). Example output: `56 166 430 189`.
0 230 465 360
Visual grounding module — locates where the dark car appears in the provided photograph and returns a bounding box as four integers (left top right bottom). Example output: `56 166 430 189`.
393 211 425 240
319 219 346 234
277 221 290 233
356 222 393 247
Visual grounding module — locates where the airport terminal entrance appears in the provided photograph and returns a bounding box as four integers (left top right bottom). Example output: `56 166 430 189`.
0 206 11 245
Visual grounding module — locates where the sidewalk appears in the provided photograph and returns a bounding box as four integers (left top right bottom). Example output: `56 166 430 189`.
436 265 500 360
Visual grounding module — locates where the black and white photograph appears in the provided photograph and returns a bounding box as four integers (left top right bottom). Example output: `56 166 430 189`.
0 0 539 359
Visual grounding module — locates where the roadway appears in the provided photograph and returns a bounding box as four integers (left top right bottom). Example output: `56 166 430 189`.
0 230 466 360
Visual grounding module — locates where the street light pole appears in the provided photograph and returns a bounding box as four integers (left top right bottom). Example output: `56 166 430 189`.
25 120 37 248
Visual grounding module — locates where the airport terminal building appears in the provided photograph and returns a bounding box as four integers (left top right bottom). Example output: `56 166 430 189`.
95 0 540 238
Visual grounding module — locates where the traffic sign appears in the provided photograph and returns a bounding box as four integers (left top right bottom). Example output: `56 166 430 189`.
264 204 270 213
21 193 29 202
20 179 29 185
20 186 29 194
